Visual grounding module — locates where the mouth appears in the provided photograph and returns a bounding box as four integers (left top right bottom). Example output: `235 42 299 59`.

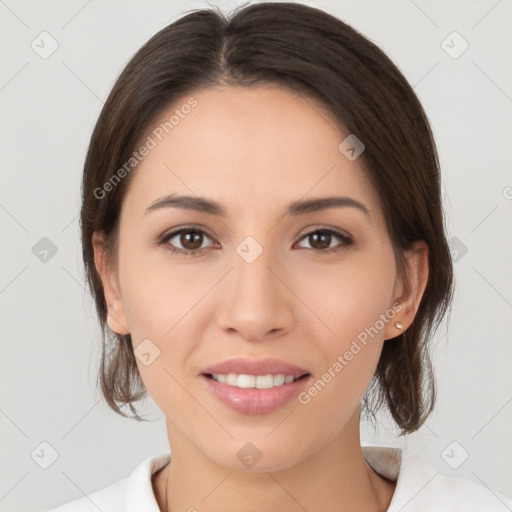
199 358 311 415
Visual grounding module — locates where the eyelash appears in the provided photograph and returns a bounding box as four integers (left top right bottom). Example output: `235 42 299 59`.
158 225 354 256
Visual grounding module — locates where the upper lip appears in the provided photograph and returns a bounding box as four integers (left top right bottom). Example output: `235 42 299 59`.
201 358 310 378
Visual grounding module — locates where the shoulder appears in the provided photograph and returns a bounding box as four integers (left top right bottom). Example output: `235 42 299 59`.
45 452 171 512
415 471 512 510
362 445 512 511
45 478 127 512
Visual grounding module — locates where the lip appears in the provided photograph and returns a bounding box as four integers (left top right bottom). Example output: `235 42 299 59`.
200 358 311 415
201 358 309 378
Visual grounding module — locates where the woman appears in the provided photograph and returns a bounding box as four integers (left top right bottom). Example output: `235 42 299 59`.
48 2 511 510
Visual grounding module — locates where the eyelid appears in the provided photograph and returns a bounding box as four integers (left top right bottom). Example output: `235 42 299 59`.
160 223 352 241
295 224 352 241
159 223 214 240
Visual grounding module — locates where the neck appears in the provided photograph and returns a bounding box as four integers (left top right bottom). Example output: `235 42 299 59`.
154 413 395 512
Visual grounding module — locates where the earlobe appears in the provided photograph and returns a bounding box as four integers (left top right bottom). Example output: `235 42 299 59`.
92 231 130 335
384 241 429 340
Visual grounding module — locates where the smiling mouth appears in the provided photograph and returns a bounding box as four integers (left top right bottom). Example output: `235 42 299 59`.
203 372 310 389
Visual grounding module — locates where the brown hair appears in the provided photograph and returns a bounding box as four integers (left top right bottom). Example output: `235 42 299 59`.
80 2 453 434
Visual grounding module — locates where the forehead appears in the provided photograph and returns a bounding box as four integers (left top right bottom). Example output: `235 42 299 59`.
122 85 379 219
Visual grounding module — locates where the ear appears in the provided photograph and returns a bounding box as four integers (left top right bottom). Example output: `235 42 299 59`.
384 240 429 340
92 231 130 335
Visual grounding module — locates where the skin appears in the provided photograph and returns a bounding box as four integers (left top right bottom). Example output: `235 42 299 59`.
93 85 429 512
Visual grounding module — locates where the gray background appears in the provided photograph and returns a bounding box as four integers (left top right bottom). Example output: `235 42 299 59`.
1 0 511 510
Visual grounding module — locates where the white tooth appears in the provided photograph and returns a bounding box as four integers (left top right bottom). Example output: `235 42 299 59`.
255 374 274 389
273 374 285 386
226 373 238 386
219 373 298 388
237 374 256 388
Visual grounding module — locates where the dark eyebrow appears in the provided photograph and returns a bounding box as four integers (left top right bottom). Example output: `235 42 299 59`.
144 194 371 218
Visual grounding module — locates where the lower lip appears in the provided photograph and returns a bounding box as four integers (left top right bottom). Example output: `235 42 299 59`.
201 375 310 415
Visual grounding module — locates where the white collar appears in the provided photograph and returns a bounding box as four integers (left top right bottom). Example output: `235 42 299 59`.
121 445 511 511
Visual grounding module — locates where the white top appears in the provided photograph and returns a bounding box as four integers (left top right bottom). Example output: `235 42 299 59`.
46 445 512 511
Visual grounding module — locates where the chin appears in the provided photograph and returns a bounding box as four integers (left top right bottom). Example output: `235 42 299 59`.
201 433 316 474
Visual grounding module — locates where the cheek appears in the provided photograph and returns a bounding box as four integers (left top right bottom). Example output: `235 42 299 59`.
300 248 396 344
118 241 209 338
116 247 207 405
294 250 396 411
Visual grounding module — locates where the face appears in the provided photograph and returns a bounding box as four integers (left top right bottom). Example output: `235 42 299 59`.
94 85 425 472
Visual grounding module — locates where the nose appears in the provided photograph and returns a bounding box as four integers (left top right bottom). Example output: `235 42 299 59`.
216 242 294 342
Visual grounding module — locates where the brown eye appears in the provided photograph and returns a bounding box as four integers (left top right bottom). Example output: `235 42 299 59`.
296 228 353 253
160 228 214 254
160 226 352 256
